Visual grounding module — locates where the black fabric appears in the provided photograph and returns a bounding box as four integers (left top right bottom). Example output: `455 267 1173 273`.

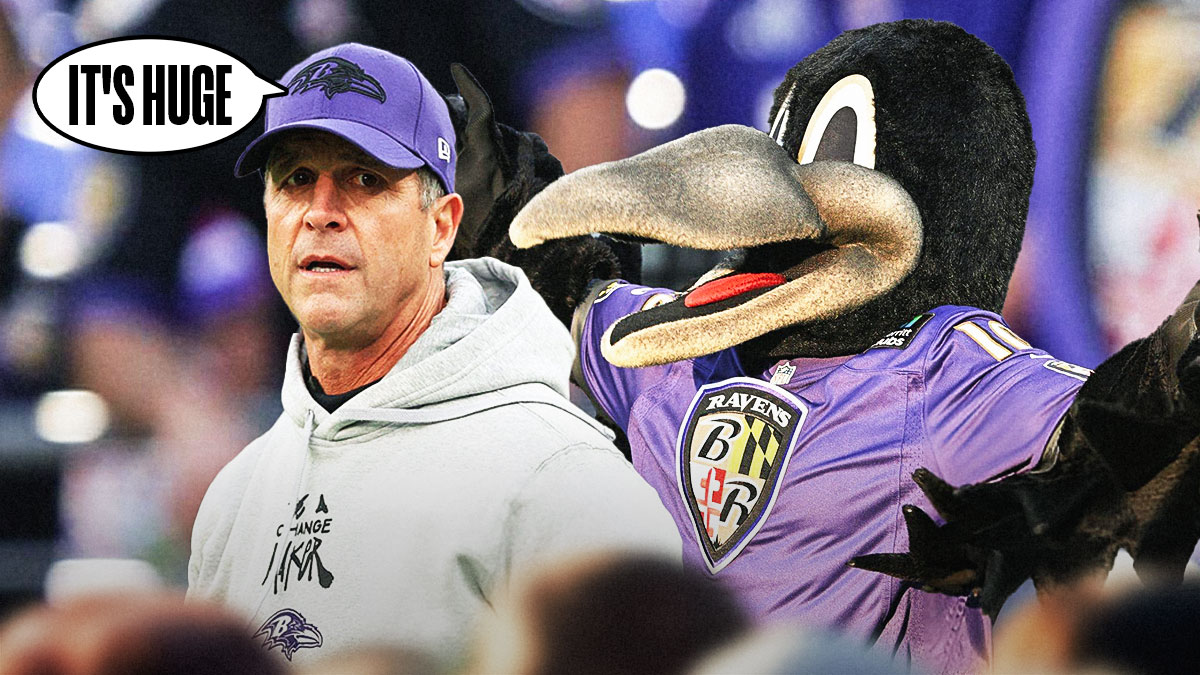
302 359 378 413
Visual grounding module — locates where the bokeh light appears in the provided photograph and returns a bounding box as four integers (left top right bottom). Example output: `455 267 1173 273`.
626 68 687 130
34 389 110 444
20 221 84 280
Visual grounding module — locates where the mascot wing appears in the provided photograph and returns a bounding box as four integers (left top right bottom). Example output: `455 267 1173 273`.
852 280 1200 618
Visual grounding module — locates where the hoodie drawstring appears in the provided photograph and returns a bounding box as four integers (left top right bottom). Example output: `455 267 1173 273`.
303 408 316 447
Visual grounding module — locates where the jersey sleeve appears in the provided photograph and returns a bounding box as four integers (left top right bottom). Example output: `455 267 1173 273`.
571 280 679 431
921 314 1088 487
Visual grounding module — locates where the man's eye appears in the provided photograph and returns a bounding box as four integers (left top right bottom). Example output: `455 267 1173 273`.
285 169 314 187
354 172 381 188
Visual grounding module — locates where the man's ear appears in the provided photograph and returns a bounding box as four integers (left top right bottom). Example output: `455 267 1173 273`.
430 192 464 267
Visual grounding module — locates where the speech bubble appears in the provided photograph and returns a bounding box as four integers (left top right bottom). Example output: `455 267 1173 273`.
32 37 287 154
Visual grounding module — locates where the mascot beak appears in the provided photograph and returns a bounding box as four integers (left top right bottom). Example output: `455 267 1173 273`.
510 124 922 367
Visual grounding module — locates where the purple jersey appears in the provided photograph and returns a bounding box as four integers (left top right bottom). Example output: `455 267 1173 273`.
575 281 1087 673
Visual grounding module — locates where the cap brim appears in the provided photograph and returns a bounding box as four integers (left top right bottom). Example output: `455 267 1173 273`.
234 119 427 177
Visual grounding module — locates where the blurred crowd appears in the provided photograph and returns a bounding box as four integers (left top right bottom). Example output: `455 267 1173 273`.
2 552 1198 674
1 0 1200 673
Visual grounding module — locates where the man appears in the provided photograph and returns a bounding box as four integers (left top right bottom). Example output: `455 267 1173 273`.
187 43 680 668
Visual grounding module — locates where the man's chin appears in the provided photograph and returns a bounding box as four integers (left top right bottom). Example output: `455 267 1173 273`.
291 301 368 345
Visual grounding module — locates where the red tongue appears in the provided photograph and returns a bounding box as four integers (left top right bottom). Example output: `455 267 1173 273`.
684 273 786 308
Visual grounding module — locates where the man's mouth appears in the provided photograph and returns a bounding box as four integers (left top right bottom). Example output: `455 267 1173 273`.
306 261 346 272
299 255 354 273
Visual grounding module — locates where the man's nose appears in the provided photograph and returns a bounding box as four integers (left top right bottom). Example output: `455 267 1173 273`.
304 174 346 230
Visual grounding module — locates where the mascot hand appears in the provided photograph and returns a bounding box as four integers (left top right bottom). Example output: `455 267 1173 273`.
442 63 561 259
849 461 1124 620
442 64 635 324
853 279 1200 619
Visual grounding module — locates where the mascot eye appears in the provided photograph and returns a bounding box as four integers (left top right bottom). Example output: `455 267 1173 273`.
795 74 876 169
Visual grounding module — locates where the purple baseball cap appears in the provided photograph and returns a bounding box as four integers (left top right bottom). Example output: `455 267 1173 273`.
235 43 456 193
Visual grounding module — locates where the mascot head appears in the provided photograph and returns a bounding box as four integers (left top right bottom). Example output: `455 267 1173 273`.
512 19 1034 366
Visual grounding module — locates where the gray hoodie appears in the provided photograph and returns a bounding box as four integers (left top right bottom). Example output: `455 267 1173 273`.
188 258 681 667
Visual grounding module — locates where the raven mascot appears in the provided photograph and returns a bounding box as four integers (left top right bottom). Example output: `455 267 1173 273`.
446 19 1200 672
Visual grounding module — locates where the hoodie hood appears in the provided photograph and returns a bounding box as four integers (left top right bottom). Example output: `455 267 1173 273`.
282 257 576 441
